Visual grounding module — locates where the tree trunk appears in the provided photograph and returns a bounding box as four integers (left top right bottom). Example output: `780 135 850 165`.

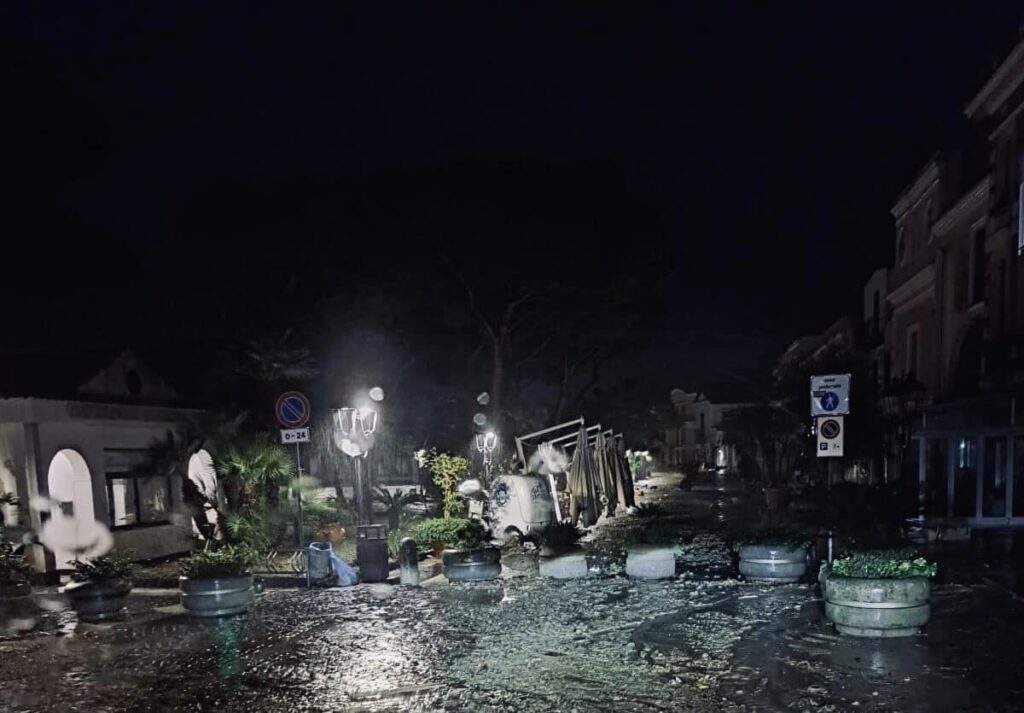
491 333 505 429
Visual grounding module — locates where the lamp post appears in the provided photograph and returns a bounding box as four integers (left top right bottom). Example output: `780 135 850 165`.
332 406 378 525
475 430 497 480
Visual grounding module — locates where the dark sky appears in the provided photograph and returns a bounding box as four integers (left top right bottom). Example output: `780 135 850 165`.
1 4 1021 388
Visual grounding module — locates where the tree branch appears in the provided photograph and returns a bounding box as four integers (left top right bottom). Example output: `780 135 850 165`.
442 255 497 340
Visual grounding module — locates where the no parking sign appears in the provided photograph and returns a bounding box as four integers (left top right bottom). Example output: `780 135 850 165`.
275 391 311 428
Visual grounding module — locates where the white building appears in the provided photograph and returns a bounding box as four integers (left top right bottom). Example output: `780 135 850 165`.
664 387 752 472
0 349 203 577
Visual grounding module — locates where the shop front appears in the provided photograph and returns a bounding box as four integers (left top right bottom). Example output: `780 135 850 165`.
910 396 1024 527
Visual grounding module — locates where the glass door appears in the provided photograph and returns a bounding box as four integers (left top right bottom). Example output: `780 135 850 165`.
953 438 977 517
983 436 1008 518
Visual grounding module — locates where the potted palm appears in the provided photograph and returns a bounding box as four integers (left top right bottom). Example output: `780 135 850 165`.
534 522 587 579
414 518 500 581
0 537 32 601
732 528 809 583
823 550 937 637
64 552 136 622
625 521 678 580
179 545 258 617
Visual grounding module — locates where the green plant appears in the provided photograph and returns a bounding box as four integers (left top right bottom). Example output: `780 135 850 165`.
0 538 31 584
831 550 937 579
0 492 17 528
179 545 258 579
633 503 664 518
729 526 809 553
532 522 583 550
411 517 489 552
69 551 137 582
216 434 295 512
422 450 470 518
635 520 679 546
373 487 425 530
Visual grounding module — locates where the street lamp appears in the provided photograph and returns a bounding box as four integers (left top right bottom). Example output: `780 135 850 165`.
475 430 497 479
332 406 378 525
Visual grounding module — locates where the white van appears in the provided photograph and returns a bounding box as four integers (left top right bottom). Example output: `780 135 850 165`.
485 474 555 545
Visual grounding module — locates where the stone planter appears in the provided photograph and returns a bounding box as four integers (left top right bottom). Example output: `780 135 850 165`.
539 548 588 579
824 571 930 637
180 574 255 617
64 578 132 622
738 544 808 583
442 547 501 581
625 545 675 579
0 580 31 601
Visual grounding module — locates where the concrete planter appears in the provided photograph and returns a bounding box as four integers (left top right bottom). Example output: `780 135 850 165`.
539 549 588 579
442 547 501 581
824 571 930 637
738 544 808 583
0 580 31 600
180 574 254 617
625 545 676 579
65 578 132 622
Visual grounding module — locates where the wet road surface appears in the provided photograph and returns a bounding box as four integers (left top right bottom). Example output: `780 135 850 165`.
3 472 1024 712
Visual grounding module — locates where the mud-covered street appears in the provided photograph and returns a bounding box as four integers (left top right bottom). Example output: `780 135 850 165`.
4 472 1024 712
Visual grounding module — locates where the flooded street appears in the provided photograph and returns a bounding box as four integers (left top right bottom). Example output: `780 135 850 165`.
4 473 1024 712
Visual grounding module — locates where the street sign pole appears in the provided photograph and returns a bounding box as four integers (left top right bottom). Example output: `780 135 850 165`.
295 441 303 548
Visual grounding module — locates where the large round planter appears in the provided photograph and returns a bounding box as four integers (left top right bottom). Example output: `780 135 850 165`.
442 547 501 581
738 544 808 583
539 549 588 579
625 545 676 579
180 574 254 617
824 572 930 637
65 578 132 622
0 580 32 600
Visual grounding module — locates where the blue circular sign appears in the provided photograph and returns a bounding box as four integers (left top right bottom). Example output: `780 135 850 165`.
821 392 840 412
275 391 311 428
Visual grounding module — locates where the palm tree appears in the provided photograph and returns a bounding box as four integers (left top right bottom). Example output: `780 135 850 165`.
372 487 424 531
215 434 296 513
236 329 319 384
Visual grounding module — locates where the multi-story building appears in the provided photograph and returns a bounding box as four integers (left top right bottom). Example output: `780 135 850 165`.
664 387 752 472
876 36 1024 527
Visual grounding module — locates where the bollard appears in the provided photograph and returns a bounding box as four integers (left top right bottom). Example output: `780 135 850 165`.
399 537 420 586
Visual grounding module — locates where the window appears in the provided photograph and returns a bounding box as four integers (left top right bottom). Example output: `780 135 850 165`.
906 325 919 378
104 449 172 528
872 290 880 337
971 228 986 305
953 248 969 311
896 226 906 264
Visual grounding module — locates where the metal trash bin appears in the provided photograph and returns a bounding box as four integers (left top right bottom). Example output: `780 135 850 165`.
357 524 389 583
307 542 334 584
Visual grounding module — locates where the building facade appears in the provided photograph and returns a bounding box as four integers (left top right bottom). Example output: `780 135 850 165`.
664 388 749 472
0 350 202 575
875 37 1024 527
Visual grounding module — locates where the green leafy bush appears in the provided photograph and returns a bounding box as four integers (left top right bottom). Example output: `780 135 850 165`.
179 546 258 579
831 550 937 579
0 538 31 584
633 503 664 518
635 520 679 546
411 518 489 552
69 551 136 582
532 522 583 550
729 526 809 553
420 450 471 518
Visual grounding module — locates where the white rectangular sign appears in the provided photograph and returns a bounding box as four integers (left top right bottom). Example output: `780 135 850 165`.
816 416 844 458
280 427 310 444
810 373 851 416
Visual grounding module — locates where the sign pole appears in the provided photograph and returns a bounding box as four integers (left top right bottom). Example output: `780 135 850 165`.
295 441 304 548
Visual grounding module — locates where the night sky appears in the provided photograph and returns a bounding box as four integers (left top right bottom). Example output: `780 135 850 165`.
2 4 1022 396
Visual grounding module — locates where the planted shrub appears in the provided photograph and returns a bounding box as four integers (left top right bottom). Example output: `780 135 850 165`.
635 520 679 546
831 550 937 579
633 503 664 518
0 538 31 584
532 522 583 551
69 552 136 582
729 527 810 553
412 518 489 552
179 546 259 579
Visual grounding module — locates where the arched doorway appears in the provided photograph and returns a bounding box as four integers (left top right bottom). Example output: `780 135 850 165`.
187 449 222 540
46 449 95 570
